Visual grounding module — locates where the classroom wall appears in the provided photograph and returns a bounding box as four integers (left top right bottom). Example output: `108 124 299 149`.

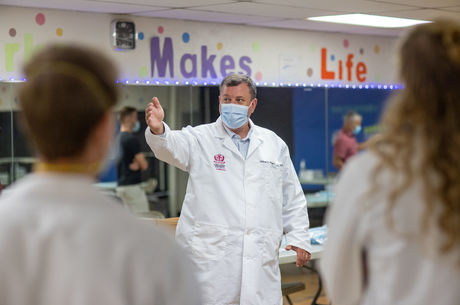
0 6 399 86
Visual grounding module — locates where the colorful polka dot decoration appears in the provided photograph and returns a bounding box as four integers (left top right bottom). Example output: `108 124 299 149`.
158 26 164 34
138 32 144 40
139 66 148 78
252 42 260 52
330 54 335 61
307 68 313 77
343 39 349 48
56 28 63 37
9 28 16 37
182 32 190 43
36 13 45 26
360 48 364 55
374 45 380 54
217 42 223 50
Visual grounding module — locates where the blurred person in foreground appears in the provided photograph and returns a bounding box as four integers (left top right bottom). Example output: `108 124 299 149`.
321 19 460 305
0 44 200 305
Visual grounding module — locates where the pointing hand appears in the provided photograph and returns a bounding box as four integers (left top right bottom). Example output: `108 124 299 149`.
145 97 165 134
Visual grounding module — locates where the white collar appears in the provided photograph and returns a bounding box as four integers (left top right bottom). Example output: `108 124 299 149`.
221 119 253 141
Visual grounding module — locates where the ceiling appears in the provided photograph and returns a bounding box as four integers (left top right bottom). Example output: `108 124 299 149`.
1 0 459 36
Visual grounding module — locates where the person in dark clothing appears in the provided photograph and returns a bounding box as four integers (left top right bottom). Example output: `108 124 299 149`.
116 107 149 213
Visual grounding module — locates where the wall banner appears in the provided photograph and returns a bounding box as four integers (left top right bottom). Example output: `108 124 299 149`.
0 6 400 86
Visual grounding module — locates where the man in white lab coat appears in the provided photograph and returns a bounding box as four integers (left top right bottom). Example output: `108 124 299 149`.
145 74 311 305
0 44 201 305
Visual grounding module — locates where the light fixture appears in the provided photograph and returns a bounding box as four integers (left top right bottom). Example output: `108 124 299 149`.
307 14 430 28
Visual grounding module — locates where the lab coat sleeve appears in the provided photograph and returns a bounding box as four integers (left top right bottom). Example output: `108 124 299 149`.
320 158 366 305
159 248 203 305
281 145 312 253
144 123 197 172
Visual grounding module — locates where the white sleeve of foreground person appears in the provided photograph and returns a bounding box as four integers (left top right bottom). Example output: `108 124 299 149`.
156 239 203 305
320 156 367 305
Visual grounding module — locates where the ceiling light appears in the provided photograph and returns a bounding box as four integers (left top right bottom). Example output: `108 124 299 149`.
307 14 430 28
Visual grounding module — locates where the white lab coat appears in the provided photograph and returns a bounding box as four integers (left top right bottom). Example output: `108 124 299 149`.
321 152 460 305
0 173 201 305
145 117 311 305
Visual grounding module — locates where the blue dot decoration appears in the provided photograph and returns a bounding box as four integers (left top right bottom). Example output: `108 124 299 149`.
331 54 335 61
138 32 144 40
182 32 190 43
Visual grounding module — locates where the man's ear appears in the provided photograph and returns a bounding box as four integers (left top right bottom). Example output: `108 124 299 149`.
218 96 222 113
249 98 258 116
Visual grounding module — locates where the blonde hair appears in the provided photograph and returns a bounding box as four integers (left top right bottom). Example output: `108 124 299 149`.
369 19 460 255
19 44 118 160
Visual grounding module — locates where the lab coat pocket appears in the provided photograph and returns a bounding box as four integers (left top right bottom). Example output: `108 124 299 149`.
260 161 284 204
191 222 229 261
262 231 282 266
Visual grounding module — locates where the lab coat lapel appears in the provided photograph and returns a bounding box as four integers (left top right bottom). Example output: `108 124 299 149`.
215 117 243 159
247 119 263 159
222 137 241 157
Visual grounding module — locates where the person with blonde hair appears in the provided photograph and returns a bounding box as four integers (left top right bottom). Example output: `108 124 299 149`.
0 44 200 305
321 19 460 305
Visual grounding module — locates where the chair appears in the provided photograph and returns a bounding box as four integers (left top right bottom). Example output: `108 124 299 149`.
282 281 306 305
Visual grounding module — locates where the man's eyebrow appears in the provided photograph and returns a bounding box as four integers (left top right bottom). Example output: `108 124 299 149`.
221 94 245 98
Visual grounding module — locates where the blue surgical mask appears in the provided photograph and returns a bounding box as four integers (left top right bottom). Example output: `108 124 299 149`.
133 121 140 133
353 125 362 135
221 103 251 129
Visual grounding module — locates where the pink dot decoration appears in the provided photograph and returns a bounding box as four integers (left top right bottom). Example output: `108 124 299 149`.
158 26 164 34
36 13 46 25
343 39 349 48
307 68 313 77
255 72 263 81
9 28 16 37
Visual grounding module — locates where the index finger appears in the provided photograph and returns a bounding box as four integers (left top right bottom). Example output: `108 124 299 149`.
296 252 304 267
152 97 160 106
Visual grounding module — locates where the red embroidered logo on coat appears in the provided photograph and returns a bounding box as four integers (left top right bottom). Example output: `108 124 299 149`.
213 154 226 171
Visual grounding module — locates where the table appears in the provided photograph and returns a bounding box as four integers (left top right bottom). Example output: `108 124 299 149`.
299 177 331 185
279 244 323 264
305 191 335 208
279 243 324 305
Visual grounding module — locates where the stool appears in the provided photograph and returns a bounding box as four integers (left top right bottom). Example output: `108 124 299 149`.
282 282 306 305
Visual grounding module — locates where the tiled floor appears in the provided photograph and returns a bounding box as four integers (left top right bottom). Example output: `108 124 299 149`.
281 262 330 305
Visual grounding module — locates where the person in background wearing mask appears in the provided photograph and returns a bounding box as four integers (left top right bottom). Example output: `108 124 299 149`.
116 106 150 213
0 44 201 305
145 74 311 305
321 19 460 305
333 111 365 170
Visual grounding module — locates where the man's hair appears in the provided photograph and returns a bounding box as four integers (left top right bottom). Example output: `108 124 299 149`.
219 74 257 100
18 44 118 161
119 106 137 123
343 111 361 122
